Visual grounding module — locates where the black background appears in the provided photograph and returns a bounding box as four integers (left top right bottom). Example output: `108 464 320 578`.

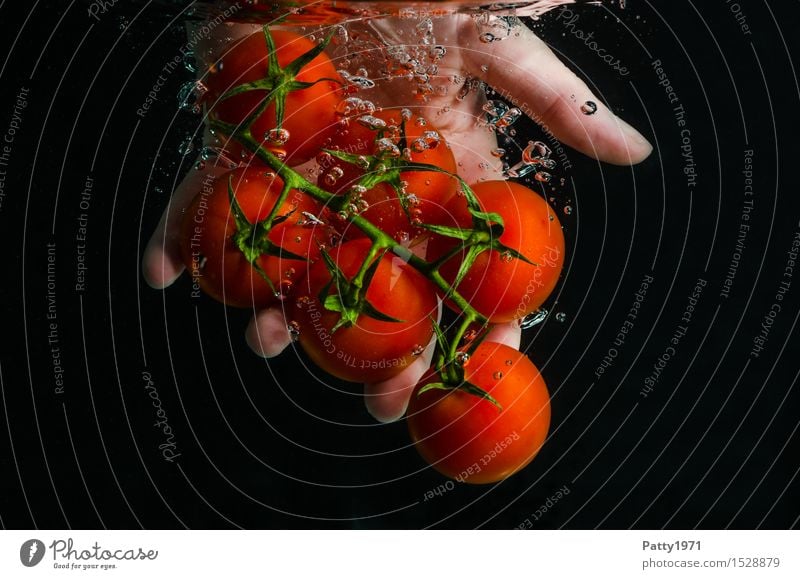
0 0 798 529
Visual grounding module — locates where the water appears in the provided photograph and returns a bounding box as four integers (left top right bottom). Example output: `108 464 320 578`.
157 0 609 24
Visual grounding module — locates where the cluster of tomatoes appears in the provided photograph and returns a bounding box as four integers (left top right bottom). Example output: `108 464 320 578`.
177 27 565 483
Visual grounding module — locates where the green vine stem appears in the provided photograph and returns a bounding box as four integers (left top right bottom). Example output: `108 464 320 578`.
202 25 519 388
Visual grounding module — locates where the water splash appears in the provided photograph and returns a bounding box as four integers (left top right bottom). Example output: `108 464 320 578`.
521 309 548 329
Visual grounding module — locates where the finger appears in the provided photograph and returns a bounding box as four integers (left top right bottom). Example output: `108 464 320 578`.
142 161 228 289
464 21 652 165
245 307 292 358
363 334 436 423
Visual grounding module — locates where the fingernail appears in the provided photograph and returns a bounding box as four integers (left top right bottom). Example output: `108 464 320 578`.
617 116 653 160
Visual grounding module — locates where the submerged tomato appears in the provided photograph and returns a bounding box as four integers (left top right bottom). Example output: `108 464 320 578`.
428 180 565 323
179 166 326 308
292 239 438 383
318 109 458 243
407 342 551 484
204 30 342 165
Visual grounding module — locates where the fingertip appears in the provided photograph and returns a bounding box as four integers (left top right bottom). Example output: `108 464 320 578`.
364 385 412 424
141 240 185 289
246 308 292 358
609 116 653 166
364 337 436 423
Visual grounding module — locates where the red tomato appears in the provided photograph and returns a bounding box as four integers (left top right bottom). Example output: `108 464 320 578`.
407 341 551 484
318 109 458 243
292 239 438 382
204 30 342 165
428 180 565 323
179 166 327 308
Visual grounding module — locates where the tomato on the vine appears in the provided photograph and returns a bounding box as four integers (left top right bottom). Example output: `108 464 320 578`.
407 341 550 484
428 180 565 323
204 30 343 165
292 238 438 383
318 109 458 243
179 166 327 308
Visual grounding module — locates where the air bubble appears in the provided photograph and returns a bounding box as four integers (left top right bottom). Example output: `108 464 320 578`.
276 280 293 299
357 115 387 131
266 128 290 146
412 344 425 356
581 100 598 115
555 312 567 322
332 25 349 45
455 352 470 366
179 136 195 156
430 45 446 60
324 167 344 186
376 138 401 157
479 32 497 43
339 70 376 90
182 50 197 73
563 206 573 215
411 131 441 152
495 108 521 131
493 371 504 380
287 321 301 341
177 80 207 114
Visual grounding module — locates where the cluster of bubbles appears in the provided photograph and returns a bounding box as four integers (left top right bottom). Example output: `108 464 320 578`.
168 12 581 332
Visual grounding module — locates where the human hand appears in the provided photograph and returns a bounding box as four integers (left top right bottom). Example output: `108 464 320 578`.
142 12 651 423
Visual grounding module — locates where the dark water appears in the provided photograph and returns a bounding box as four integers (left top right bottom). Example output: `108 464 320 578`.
0 0 798 529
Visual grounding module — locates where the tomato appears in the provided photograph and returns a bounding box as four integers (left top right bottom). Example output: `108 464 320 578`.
292 238 438 383
204 30 343 165
318 109 458 243
407 341 550 484
428 180 564 323
179 166 327 308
